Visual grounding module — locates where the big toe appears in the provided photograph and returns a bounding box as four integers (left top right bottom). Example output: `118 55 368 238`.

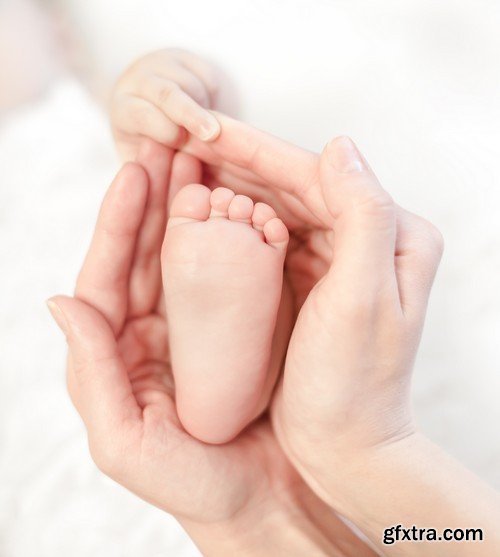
168 184 212 226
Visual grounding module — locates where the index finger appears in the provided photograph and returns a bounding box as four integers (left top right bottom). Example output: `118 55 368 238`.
138 76 220 141
190 113 316 192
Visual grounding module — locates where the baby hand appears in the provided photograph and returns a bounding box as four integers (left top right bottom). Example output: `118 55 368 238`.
110 49 220 160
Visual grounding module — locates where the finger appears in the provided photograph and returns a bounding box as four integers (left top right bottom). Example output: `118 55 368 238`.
154 65 211 108
111 94 184 147
184 113 315 193
180 136 272 187
395 207 444 320
320 136 399 301
139 75 220 141
134 48 217 106
167 151 203 213
75 163 148 334
128 139 174 317
47 296 140 437
175 49 219 103
183 113 329 223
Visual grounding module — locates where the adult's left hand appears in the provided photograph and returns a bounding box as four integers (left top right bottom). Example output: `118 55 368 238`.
48 138 374 557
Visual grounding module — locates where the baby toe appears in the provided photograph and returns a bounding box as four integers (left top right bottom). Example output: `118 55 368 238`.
263 217 289 250
228 195 254 223
252 202 277 231
168 183 212 227
209 187 235 218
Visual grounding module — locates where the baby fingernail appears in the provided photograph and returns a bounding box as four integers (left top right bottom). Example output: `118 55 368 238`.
326 136 364 173
46 299 69 335
198 114 220 141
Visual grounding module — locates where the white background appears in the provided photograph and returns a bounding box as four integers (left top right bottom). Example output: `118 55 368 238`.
1 0 499 555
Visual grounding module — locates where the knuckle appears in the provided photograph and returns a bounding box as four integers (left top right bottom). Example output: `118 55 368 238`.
425 221 445 256
352 189 395 218
175 103 195 126
414 218 445 258
164 124 185 147
157 81 179 106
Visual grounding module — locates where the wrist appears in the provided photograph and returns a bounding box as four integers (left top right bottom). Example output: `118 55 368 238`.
310 432 500 556
178 480 371 557
291 430 424 516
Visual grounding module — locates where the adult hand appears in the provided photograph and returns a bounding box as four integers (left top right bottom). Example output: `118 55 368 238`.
181 117 500 556
47 139 375 557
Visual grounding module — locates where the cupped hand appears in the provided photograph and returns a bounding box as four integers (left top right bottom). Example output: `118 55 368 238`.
48 139 374 556
176 116 442 492
183 117 500 557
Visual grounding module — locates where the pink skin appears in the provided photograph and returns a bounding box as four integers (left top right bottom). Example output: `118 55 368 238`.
163 184 288 444
47 139 375 555
50 82 500 555
111 49 221 161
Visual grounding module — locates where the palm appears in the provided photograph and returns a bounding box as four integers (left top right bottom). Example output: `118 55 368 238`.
114 307 292 523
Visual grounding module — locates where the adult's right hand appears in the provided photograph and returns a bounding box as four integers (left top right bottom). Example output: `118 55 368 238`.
182 117 500 556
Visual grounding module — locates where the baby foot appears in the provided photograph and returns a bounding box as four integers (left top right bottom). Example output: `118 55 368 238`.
162 184 289 444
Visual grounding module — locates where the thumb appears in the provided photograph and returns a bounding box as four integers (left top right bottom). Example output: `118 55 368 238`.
47 295 139 433
319 137 398 297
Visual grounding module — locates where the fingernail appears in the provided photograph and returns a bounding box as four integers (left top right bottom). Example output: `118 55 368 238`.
198 113 220 141
326 136 364 173
46 299 69 335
